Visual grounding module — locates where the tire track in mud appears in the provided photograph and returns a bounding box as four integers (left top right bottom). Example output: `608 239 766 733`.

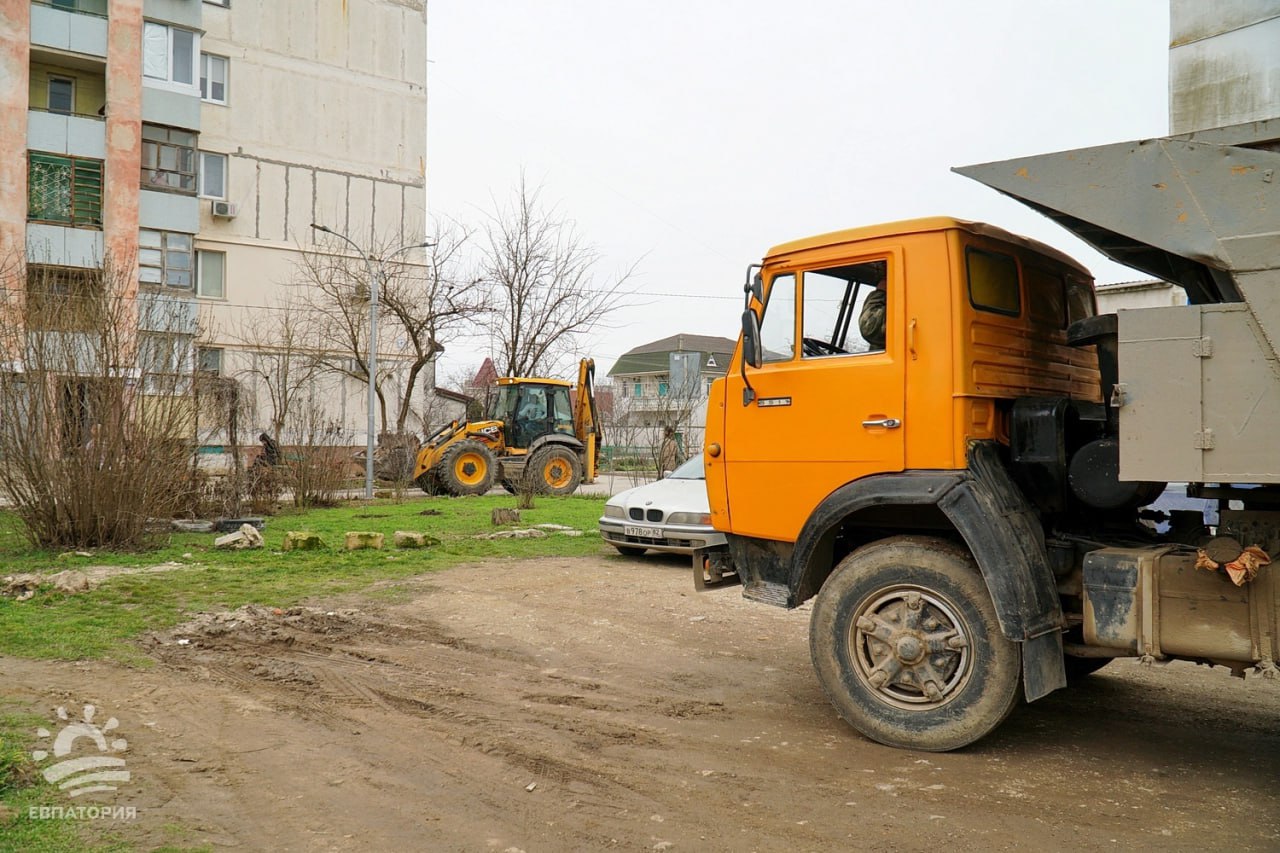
146 599 695 829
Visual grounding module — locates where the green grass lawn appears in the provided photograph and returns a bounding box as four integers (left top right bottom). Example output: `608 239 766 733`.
0 494 608 850
0 493 609 663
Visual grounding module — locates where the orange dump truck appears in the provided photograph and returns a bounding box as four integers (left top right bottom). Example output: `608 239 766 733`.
699 126 1280 750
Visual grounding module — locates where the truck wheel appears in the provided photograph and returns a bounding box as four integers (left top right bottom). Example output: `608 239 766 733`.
809 536 1020 752
435 440 497 496
528 446 583 496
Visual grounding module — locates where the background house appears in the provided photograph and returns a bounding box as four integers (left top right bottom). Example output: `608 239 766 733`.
607 333 735 462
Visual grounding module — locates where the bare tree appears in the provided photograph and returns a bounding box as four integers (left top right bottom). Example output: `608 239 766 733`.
481 175 636 378
229 296 324 442
380 219 486 434
295 221 485 440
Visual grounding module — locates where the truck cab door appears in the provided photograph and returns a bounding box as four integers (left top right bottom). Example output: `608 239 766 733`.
722 255 906 543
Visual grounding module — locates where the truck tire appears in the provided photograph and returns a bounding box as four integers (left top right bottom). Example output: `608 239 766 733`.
527 446 583 496
809 536 1021 752
435 440 497 496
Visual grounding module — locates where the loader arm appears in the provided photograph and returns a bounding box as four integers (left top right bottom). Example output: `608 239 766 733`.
574 358 602 482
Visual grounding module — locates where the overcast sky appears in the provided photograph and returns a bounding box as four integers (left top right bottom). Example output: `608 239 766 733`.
425 0 1171 379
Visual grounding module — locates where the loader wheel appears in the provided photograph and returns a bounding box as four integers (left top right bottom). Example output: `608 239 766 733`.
528 446 583 496
435 440 496 497
809 536 1020 752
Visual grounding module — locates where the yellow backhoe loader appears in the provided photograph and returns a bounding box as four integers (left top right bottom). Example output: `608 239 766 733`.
413 358 602 497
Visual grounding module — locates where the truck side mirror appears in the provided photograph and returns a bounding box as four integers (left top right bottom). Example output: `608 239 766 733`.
741 309 762 370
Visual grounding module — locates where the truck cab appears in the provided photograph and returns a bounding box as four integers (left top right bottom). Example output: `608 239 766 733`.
708 217 1100 553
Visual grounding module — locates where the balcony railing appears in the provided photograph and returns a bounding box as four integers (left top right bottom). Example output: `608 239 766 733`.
32 0 108 18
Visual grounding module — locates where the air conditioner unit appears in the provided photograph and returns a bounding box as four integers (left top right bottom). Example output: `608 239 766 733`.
210 200 238 218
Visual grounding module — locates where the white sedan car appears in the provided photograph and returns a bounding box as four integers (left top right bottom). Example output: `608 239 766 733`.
598 456 728 556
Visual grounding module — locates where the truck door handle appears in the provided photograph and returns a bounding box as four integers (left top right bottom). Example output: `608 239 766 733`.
862 418 902 429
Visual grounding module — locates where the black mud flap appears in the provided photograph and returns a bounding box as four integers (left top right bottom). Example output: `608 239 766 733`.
1021 631 1068 701
693 547 740 591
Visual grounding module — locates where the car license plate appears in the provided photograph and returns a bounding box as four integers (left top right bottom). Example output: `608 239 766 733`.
624 525 662 539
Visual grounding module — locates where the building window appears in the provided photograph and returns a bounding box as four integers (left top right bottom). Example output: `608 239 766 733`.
139 230 194 289
197 346 223 375
47 76 75 115
143 22 198 89
141 125 197 194
633 382 643 398
198 152 226 199
200 53 228 104
197 250 225 298
139 333 194 393
658 381 669 397
50 0 108 13
26 265 102 332
27 152 102 227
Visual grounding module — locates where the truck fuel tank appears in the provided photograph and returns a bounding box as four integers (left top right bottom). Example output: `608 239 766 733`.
1082 545 1279 674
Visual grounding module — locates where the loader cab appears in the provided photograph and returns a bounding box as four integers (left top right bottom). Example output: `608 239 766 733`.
491 379 575 451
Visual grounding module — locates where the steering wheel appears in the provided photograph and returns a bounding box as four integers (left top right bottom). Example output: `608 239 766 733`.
802 336 845 357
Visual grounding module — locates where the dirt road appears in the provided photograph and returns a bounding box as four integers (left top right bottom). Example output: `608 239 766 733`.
3 555 1278 851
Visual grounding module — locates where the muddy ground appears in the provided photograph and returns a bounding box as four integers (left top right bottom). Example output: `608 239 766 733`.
2 554 1278 852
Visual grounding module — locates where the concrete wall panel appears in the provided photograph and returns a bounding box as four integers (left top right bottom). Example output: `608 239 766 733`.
30 5 108 57
104 0 143 284
347 176 374 245
68 10 109 56
257 161 288 242
27 111 107 159
285 165 314 245
1170 9 1280 132
141 86 200 130
0 2 30 256
373 179 402 243
314 170 348 231
139 189 198 233
142 0 201 30
26 223 103 268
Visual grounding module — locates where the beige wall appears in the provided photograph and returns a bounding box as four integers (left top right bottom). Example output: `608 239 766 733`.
196 0 429 443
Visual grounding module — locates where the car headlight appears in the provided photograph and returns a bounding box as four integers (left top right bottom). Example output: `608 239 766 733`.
667 512 711 525
603 504 624 519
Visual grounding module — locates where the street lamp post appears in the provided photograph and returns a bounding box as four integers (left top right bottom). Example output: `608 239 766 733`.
310 224 433 500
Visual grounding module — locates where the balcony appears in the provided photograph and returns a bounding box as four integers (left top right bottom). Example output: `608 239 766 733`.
30 1 108 59
27 109 105 159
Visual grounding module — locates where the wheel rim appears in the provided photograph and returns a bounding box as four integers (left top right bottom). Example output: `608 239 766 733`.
542 456 573 489
848 585 972 710
453 452 488 486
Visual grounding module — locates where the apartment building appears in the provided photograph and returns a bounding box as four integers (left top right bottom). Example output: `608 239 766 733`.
2 0 428 451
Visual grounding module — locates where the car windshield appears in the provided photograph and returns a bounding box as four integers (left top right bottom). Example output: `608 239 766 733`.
667 456 704 480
